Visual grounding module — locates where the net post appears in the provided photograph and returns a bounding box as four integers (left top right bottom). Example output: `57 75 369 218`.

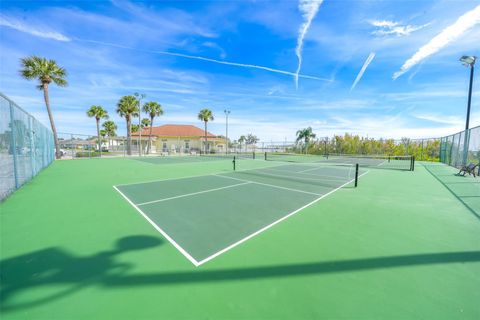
233 156 236 171
264 152 267 161
411 156 415 171
253 152 255 159
355 163 359 187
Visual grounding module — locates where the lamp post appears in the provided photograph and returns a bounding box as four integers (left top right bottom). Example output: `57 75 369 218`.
224 109 230 154
460 55 476 165
134 92 146 156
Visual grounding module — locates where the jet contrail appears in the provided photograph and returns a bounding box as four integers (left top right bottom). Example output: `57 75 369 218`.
295 0 324 89
350 52 376 91
75 38 331 82
393 4 480 79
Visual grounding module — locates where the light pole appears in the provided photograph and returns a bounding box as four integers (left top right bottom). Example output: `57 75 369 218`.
224 109 230 154
460 55 476 165
134 92 146 156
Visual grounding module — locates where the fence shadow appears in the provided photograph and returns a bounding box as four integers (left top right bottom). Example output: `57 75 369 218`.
424 164 480 220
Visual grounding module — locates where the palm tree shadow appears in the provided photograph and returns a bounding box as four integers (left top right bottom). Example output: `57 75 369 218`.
424 164 480 221
0 235 163 312
2 236 479 315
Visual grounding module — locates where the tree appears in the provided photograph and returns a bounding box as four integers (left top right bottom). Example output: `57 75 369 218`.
142 101 163 154
116 95 139 155
131 124 140 133
141 118 151 128
296 127 316 153
197 109 214 154
102 120 117 151
86 105 109 156
245 134 259 150
19 56 67 159
238 135 246 152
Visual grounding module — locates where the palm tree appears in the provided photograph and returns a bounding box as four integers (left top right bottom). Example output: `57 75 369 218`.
197 109 214 154
86 105 109 156
19 56 67 159
102 120 117 150
116 95 139 155
141 118 151 128
296 127 316 154
142 101 163 154
131 124 140 133
238 135 246 152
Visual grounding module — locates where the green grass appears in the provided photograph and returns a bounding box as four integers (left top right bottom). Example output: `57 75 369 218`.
1 157 479 319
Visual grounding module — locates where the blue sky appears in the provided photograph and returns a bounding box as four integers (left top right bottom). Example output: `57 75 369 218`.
1 0 480 142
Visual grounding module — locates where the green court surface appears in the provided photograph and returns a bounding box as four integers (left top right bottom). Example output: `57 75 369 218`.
115 162 363 265
1 157 479 319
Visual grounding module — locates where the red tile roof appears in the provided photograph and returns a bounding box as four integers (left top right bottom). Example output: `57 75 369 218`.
132 124 218 138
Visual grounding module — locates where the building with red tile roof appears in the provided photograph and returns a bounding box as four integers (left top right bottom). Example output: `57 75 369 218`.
132 124 225 154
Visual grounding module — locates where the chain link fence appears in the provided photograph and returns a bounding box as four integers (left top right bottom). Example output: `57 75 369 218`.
440 125 480 168
254 137 440 161
1 93 54 201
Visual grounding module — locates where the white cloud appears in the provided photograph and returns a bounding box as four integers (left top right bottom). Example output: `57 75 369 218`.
0 14 70 41
369 19 430 37
350 52 376 91
202 42 227 59
412 113 464 125
393 5 480 79
295 0 324 89
76 38 332 82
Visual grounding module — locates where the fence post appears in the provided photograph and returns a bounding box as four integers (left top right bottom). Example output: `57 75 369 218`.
462 129 470 166
9 101 19 189
29 115 35 177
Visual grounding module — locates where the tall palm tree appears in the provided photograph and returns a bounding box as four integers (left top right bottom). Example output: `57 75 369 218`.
116 95 139 155
19 56 67 159
142 101 163 154
296 127 316 154
238 135 246 152
86 105 109 156
102 120 117 151
197 109 214 154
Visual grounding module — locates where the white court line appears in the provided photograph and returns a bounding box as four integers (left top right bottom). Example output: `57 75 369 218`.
113 185 201 267
114 168 370 267
196 169 371 266
137 182 251 206
214 174 321 196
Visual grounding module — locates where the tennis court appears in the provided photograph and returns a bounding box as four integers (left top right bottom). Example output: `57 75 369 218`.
115 162 367 265
2 157 480 319
265 152 414 170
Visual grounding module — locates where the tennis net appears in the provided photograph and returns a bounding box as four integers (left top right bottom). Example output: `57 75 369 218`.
200 152 256 160
264 152 414 171
230 161 360 190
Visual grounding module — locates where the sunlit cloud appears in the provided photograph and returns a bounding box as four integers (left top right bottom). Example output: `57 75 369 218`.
393 4 480 79
369 19 430 37
75 38 332 82
0 14 71 41
295 0 324 89
350 52 376 91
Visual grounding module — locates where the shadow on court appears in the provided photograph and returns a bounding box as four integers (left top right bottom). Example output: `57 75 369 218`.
2 233 479 313
424 164 480 220
0 235 163 312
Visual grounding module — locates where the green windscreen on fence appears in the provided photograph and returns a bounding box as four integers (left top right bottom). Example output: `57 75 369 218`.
0 93 54 201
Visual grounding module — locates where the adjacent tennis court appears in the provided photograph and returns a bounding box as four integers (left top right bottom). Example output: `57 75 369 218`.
115 162 367 265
